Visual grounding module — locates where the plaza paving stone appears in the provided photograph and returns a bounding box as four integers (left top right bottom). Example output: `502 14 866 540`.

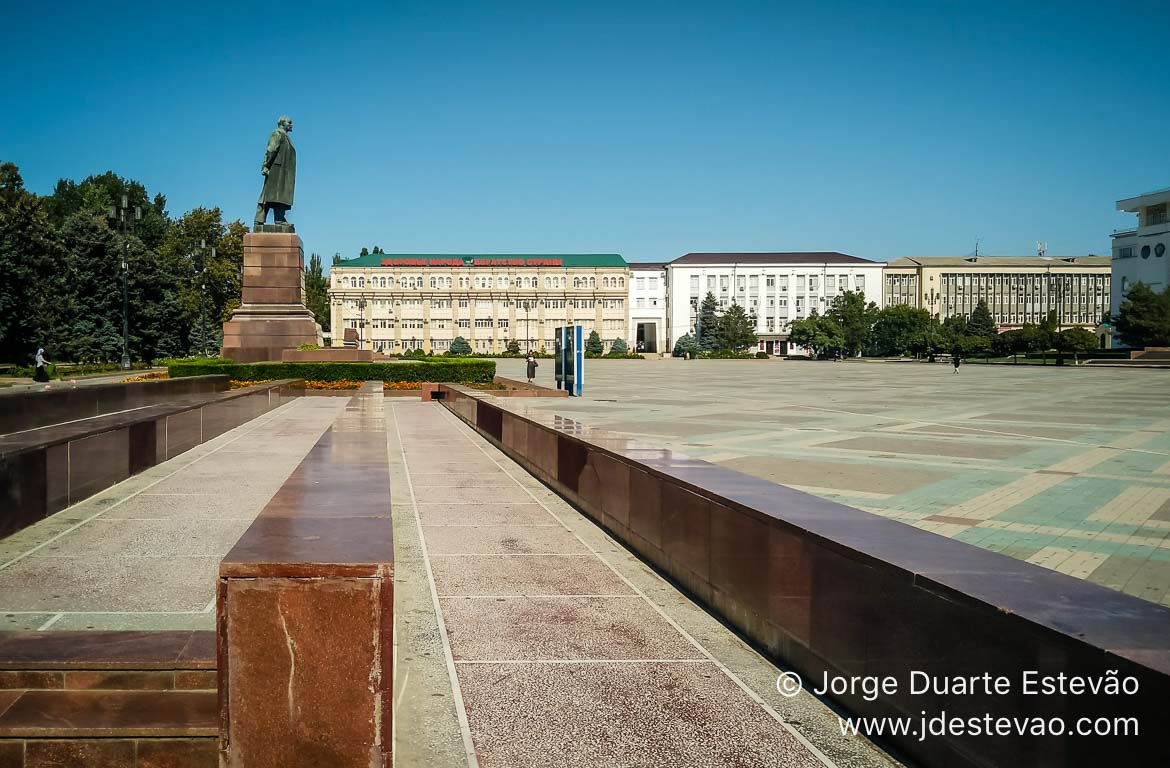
497 358 1170 607
0 397 346 630
391 399 898 768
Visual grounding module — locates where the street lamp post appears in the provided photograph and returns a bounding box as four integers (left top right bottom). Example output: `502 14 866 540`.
108 194 140 370
191 239 216 357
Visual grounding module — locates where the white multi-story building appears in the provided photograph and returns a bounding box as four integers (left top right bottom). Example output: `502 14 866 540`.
665 253 885 354
627 262 667 353
328 254 629 354
1112 187 1170 311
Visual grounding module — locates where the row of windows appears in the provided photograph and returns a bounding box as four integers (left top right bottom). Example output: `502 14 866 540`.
688 274 867 293
340 298 625 311
337 274 626 290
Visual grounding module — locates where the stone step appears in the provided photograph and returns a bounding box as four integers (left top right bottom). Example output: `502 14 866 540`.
0 689 216 738
0 631 216 692
0 736 216 767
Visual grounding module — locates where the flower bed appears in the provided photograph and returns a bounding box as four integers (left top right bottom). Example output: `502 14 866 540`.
229 379 275 389
123 372 169 382
305 379 362 390
168 358 495 384
384 381 422 391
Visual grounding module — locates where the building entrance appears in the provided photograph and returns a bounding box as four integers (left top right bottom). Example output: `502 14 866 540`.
636 322 658 354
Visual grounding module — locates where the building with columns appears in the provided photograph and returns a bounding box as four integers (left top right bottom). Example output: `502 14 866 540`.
665 253 886 355
328 253 629 354
883 256 1111 330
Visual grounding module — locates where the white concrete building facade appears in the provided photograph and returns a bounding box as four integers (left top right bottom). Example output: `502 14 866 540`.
665 253 885 354
1112 187 1170 312
627 262 667 354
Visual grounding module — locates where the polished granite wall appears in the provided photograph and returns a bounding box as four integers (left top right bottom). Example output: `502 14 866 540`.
0 375 229 435
440 384 1170 768
0 381 303 538
218 385 392 768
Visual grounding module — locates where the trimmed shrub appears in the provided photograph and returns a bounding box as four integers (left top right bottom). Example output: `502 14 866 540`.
167 358 495 384
449 336 472 356
610 337 629 354
755 351 769 359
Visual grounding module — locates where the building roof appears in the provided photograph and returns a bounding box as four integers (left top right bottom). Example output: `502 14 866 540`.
670 252 877 266
335 253 627 268
886 256 1111 268
629 261 668 271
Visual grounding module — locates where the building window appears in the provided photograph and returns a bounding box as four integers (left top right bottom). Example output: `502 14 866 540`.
1148 203 1168 227
855 275 865 292
689 276 700 293
636 297 645 308
766 276 775 288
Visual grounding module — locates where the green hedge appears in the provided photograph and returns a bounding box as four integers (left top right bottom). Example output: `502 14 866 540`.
167 359 496 384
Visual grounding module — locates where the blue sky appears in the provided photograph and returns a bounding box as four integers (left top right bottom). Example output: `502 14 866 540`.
3 1 1166 268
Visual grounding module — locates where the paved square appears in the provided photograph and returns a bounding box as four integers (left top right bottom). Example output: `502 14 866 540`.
496 358 1170 608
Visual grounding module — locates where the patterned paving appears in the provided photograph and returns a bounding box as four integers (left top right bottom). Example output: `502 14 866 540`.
496 358 1170 608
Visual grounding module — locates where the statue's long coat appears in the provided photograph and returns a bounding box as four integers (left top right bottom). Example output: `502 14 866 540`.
258 128 296 207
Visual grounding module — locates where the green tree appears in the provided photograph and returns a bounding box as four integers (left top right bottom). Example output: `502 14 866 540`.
610 337 629 355
967 299 998 339
956 335 991 360
449 336 472 356
870 305 930 356
716 302 758 352
304 252 330 330
506 339 521 355
826 290 878 356
359 247 369 257
696 292 719 352
1114 282 1170 349
585 329 604 355
788 311 844 359
1056 327 1099 364
0 164 68 363
673 333 698 358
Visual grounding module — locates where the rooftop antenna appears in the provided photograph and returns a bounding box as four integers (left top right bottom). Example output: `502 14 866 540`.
1036 241 1047 258
974 237 981 258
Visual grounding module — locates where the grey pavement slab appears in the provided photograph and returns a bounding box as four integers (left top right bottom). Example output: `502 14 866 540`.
0 397 346 630
389 399 900 768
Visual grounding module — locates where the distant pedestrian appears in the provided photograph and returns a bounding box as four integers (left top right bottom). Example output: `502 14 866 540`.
526 353 538 383
952 351 962 374
33 348 50 382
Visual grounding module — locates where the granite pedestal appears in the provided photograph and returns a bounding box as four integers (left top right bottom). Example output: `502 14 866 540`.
221 233 322 363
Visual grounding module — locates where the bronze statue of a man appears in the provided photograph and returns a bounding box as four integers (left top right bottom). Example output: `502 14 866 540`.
254 116 296 228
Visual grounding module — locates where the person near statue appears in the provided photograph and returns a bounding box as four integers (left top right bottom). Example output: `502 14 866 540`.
254 115 296 228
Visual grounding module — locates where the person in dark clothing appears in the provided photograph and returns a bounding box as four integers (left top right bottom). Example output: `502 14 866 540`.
33 348 50 382
952 350 962 373
526 353 538 383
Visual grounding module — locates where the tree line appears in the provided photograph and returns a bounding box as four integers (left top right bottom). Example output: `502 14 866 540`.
786 290 1105 361
0 161 331 365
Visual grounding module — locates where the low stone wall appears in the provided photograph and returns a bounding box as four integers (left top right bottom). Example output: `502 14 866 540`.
438 384 1170 768
0 375 229 435
218 384 392 767
0 380 303 537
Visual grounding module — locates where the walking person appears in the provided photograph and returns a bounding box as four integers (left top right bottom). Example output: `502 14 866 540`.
526 353 538 384
952 349 962 374
33 348 52 383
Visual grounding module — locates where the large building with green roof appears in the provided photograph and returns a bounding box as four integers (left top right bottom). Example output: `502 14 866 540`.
328 253 630 354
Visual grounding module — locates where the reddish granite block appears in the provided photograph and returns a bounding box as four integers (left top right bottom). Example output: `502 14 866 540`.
661 484 712 601
0 690 216 737
419 383 440 401
0 741 20 768
220 577 389 767
24 739 136 767
64 671 173 691
627 468 662 550
709 502 769 620
0 671 62 690
136 738 218 768
768 526 813 645
0 631 198 670
174 672 217 690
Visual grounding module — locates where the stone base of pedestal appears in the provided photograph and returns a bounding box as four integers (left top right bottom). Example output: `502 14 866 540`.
221 233 323 363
